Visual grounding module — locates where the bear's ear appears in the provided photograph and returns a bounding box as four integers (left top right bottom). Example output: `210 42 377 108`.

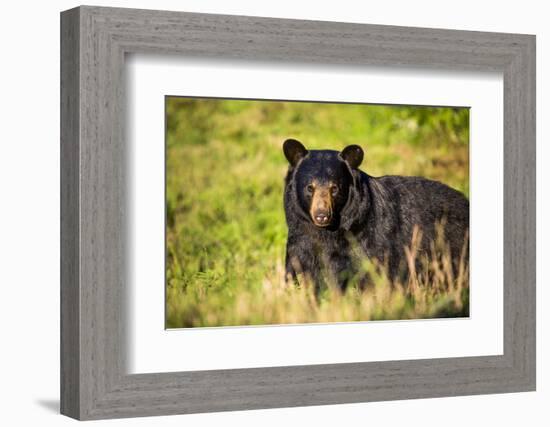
340 145 364 169
283 139 308 166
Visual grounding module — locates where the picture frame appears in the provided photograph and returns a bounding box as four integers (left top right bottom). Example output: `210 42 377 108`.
60 5 536 420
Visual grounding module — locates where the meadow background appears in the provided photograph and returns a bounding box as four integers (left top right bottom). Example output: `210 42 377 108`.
166 97 469 328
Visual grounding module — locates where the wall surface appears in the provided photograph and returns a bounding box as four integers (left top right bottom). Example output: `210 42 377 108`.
0 0 547 425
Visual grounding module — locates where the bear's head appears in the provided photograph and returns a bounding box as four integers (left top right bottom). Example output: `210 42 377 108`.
283 138 364 228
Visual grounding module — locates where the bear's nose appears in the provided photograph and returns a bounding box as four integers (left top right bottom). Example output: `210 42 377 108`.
314 212 331 225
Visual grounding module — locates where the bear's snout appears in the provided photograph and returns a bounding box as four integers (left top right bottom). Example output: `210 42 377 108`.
310 187 333 227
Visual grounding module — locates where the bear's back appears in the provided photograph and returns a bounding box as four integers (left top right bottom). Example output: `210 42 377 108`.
372 174 469 249
375 175 468 216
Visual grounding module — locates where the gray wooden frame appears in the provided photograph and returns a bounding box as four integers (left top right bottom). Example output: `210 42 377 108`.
60 5 536 421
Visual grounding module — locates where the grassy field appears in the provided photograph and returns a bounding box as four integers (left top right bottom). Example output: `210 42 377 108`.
166 97 469 328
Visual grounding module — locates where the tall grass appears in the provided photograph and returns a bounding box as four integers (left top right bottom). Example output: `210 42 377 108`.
166 98 469 328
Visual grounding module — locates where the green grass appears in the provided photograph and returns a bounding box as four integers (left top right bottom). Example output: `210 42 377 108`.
166 98 469 328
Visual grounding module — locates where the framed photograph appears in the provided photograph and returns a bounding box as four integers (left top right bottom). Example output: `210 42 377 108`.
164 97 470 330
61 6 536 420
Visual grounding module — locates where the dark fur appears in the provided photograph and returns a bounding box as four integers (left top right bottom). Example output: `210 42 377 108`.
283 140 469 292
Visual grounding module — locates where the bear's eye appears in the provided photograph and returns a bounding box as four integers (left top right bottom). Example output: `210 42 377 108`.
306 184 314 194
330 186 338 196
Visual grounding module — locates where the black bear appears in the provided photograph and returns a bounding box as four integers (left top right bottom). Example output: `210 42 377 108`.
282 138 469 292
